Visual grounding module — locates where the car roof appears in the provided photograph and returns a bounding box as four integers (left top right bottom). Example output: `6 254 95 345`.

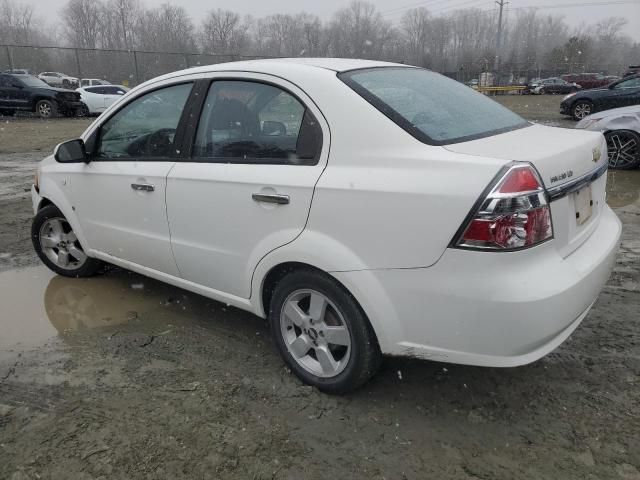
155 57 406 79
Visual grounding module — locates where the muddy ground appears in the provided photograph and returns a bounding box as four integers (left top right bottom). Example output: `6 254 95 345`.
0 97 639 480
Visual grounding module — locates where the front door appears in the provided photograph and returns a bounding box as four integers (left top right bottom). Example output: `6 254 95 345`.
69 82 194 276
166 76 327 298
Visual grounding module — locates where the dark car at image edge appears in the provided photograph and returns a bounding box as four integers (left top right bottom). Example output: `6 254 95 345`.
0 73 84 119
560 74 640 120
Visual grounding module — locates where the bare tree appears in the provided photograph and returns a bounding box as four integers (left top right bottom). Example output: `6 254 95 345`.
328 1 392 59
61 0 102 48
200 9 248 54
0 0 36 44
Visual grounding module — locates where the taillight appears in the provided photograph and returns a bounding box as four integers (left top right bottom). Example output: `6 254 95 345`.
454 163 553 250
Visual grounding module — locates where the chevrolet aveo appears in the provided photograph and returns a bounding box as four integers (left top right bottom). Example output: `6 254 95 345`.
31 59 621 393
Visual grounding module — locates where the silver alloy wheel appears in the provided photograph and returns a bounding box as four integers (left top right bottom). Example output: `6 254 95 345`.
606 131 639 168
573 102 592 119
280 289 351 378
38 102 52 118
39 217 88 270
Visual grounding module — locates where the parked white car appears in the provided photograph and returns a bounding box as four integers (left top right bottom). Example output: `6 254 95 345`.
38 72 79 89
31 59 621 393
80 78 111 87
575 104 640 169
76 85 129 115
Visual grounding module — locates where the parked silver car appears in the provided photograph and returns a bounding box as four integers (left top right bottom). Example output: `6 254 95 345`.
576 105 640 169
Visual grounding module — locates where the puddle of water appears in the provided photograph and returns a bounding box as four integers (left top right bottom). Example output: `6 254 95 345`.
606 170 640 208
0 265 234 362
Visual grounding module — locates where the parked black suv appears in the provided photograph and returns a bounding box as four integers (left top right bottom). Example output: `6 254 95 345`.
0 73 83 118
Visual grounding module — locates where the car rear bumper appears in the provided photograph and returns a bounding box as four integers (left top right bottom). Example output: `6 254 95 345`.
332 204 621 367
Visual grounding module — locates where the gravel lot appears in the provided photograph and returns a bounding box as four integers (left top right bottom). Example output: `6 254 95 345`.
0 96 639 480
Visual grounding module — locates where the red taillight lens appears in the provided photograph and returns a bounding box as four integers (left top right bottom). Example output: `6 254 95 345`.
455 164 553 250
497 167 540 193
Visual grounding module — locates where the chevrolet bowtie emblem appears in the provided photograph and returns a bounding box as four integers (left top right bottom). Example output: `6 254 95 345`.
592 146 601 163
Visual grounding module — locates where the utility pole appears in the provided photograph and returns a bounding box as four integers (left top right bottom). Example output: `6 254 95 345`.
494 0 507 75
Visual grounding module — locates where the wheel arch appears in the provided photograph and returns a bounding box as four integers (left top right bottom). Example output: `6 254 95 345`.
36 178 91 254
258 260 386 353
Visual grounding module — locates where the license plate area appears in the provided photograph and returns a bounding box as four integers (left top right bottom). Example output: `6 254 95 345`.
574 185 593 226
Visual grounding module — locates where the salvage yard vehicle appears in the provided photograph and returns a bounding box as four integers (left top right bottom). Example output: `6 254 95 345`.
31 59 621 393
533 77 581 95
80 78 111 87
0 73 84 118
561 74 640 120
576 104 640 169
38 72 79 89
76 85 129 115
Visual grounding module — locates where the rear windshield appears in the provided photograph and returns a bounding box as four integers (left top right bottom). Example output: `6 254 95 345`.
339 67 529 145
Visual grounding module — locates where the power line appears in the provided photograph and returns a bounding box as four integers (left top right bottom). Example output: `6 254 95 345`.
381 0 491 17
502 0 639 10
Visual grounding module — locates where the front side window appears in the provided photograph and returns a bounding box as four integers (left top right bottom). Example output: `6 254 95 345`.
339 67 529 145
96 82 192 159
193 80 322 165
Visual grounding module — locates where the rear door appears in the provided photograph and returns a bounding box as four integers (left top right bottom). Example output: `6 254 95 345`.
69 81 194 275
166 75 328 298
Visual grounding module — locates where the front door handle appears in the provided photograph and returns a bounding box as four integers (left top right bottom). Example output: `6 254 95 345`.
131 183 155 192
252 193 290 205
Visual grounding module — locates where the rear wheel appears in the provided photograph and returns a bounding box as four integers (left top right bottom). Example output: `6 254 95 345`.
269 269 381 394
605 130 640 169
571 100 593 120
538 87 545 95
32 205 102 277
36 99 57 119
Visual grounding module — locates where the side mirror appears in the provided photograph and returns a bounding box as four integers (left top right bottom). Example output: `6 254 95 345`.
54 139 88 163
262 120 286 136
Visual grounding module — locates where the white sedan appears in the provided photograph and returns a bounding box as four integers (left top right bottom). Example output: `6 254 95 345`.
31 59 621 393
76 85 129 115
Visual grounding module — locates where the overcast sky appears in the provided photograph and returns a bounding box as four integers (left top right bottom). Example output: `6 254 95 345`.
30 0 640 41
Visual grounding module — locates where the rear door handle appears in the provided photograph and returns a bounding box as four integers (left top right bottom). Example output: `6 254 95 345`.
131 183 155 192
252 193 290 205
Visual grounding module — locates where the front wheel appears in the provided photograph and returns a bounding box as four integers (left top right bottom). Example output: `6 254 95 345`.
269 269 381 394
571 100 593 120
32 205 102 277
605 130 640 169
36 99 57 119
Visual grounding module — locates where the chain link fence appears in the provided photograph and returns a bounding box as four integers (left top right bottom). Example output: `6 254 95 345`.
1 44 269 87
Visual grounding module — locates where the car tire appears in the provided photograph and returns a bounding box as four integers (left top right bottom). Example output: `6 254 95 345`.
32 205 102 277
571 100 594 121
79 104 90 117
36 99 57 119
269 269 382 394
605 130 640 170
538 87 545 95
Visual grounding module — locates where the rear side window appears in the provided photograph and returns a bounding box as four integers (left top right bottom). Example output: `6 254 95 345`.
193 80 322 165
339 67 529 145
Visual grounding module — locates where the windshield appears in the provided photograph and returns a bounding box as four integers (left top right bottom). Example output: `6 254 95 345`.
16 76 50 88
339 67 529 145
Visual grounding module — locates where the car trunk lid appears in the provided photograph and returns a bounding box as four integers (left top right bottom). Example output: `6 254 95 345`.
445 124 608 257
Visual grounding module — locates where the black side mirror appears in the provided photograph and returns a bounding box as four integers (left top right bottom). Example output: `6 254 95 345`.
54 139 88 163
262 120 286 136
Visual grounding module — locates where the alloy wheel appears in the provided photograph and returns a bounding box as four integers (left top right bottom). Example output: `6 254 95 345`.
280 289 351 378
38 102 52 118
606 131 640 169
573 102 592 120
39 217 88 270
